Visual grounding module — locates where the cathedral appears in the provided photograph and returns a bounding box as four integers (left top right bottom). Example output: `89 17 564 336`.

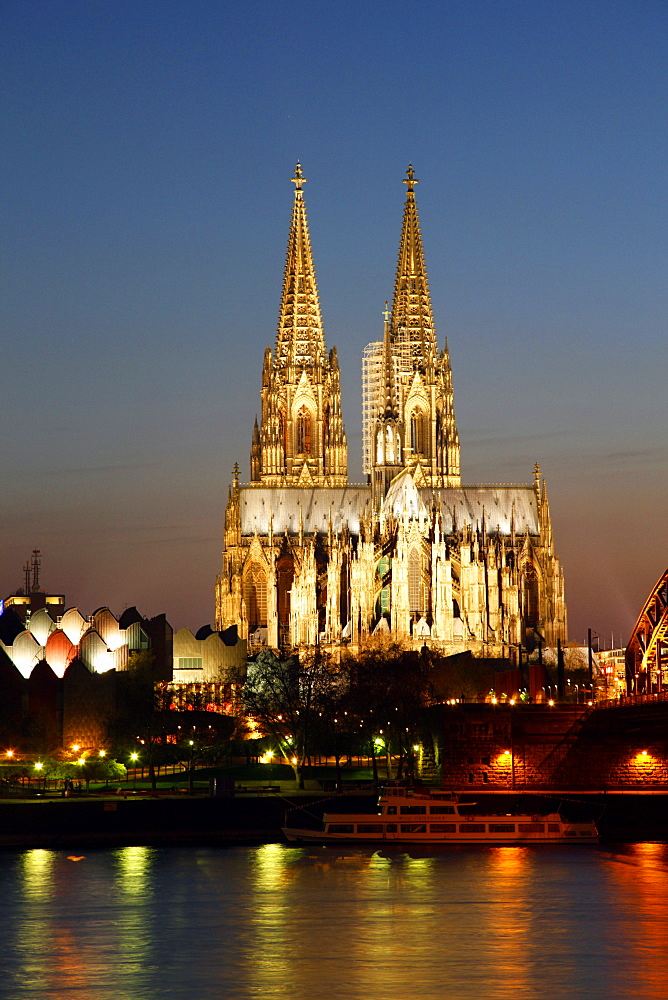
215 165 567 657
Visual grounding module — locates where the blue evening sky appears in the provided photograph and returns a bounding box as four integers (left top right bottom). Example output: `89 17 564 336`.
2 0 666 643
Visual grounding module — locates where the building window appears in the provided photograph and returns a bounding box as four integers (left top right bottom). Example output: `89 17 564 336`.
278 409 287 465
296 407 312 454
276 553 294 630
244 567 268 632
410 409 425 455
408 548 426 615
177 657 203 671
523 565 539 628
323 404 330 469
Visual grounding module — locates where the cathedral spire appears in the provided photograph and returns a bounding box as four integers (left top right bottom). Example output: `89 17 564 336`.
369 165 460 492
274 163 325 371
390 164 437 365
372 300 403 505
382 301 398 419
254 165 347 487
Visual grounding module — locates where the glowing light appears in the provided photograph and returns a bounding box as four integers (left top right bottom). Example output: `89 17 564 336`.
129 753 139 762
98 750 106 757
548 699 555 707
291 756 297 764
72 744 80 752
5 750 14 758
76 758 86 766
491 696 498 705
413 745 420 752
34 761 43 770
509 699 516 706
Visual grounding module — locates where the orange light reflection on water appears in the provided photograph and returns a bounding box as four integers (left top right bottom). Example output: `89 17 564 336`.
483 847 532 992
601 841 668 1000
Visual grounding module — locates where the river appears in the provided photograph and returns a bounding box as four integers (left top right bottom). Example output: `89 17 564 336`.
1 841 666 999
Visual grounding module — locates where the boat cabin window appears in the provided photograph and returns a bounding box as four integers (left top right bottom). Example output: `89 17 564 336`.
400 824 427 833
548 823 560 833
429 805 455 814
328 824 354 834
489 823 516 833
459 823 486 833
385 824 397 832
430 824 456 833
357 824 383 833
400 805 427 815
518 823 545 833
386 806 397 815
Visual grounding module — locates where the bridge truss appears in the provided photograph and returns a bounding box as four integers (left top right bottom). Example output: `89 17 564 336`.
626 567 668 692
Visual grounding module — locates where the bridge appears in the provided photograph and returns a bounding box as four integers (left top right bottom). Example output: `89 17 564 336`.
625 567 668 693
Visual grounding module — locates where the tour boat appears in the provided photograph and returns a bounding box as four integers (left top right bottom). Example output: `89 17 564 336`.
282 784 598 844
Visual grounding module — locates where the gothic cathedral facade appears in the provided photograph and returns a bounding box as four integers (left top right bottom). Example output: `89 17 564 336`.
215 165 567 655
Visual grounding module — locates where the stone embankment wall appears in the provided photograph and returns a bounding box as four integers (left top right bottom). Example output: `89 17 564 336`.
426 701 668 790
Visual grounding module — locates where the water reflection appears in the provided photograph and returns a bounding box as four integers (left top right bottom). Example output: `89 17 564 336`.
21 848 55 900
1 843 668 999
115 844 154 895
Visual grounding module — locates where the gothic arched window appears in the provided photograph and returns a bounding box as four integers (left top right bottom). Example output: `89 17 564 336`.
523 565 540 629
385 425 395 463
408 547 425 615
296 407 312 455
410 409 425 455
244 567 267 633
323 404 330 469
278 410 287 454
276 553 294 631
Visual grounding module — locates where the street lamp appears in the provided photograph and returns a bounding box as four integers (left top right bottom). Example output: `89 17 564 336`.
129 752 139 790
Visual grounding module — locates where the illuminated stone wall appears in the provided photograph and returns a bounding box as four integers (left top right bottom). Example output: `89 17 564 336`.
430 702 668 790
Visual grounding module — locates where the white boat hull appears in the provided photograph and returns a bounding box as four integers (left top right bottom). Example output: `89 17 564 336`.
282 826 598 845
283 785 598 844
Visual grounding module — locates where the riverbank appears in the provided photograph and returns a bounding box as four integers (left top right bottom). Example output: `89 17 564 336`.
0 788 667 848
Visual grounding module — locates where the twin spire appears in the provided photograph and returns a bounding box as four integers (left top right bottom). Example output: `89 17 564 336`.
274 163 325 371
391 163 437 363
254 162 458 493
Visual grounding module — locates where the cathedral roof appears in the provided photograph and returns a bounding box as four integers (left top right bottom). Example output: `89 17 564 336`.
428 486 540 535
384 470 540 534
239 486 371 535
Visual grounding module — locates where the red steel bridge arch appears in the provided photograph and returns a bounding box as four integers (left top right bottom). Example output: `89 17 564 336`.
625 568 668 693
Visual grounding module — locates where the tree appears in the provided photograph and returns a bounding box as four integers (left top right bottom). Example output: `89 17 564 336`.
167 712 237 793
242 648 342 787
343 643 436 780
105 651 175 790
78 757 126 792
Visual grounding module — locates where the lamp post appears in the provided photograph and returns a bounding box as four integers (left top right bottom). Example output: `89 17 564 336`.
188 740 195 795
129 752 139 790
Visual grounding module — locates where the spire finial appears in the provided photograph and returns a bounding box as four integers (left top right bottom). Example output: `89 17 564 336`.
382 301 390 326
534 462 541 489
403 164 418 193
292 162 306 191
233 462 240 486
